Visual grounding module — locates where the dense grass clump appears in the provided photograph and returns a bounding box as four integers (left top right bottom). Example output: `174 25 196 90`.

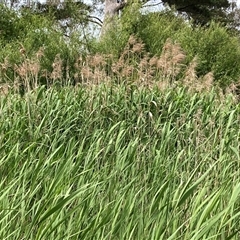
0 84 240 239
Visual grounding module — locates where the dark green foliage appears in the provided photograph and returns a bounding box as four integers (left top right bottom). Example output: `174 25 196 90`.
178 23 240 86
0 4 21 42
162 0 230 25
33 1 91 20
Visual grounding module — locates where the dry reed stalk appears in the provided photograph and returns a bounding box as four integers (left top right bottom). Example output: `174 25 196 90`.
139 55 150 69
225 83 237 95
36 47 45 60
73 56 83 83
156 80 170 91
89 54 108 85
224 81 240 103
201 72 214 92
51 54 63 81
29 60 41 87
74 56 83 69
81 65 95 84
132 42 145 54
0 58 10 74
149 56 158 67
188 71 214 93
12 46 44 91
111 35 148 84
181 55 215 93
157 38 186 82
0 58 13 88
92 67 109 85
74 54 110 85
122 65 135 78
0 83 10 95
137 54 154 86
119 35 136 59
76 36 149 85
91 54 107 68
111 59 124 75
14 61 31 92
32 47 44 87
183 57 198 85
128 35 138 45
120 35 145 61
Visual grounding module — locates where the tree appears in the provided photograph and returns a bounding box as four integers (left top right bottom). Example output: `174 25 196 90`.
101 0 126 36
1 0 234 34
0 0 101 38
161 0 230 25
101 0 231 36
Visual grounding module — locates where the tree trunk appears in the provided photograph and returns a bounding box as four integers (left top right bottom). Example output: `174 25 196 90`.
100 0 126 38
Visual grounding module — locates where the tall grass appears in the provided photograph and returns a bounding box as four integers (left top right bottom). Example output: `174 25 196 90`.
1 35 223 94
0 83 240 239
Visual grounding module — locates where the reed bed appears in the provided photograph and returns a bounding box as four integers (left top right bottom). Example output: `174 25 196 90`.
0 35 221 93
0 83 240 239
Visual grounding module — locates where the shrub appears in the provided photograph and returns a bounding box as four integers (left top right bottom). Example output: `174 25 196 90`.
0 5 85 86
177 22 240 86
98 9 240 86
0 4 20 43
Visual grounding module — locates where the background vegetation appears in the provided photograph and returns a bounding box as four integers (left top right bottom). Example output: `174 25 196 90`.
1 3 240 88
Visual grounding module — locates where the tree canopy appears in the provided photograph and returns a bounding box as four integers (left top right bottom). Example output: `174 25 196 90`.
161 0 230 25
1 0 234 24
